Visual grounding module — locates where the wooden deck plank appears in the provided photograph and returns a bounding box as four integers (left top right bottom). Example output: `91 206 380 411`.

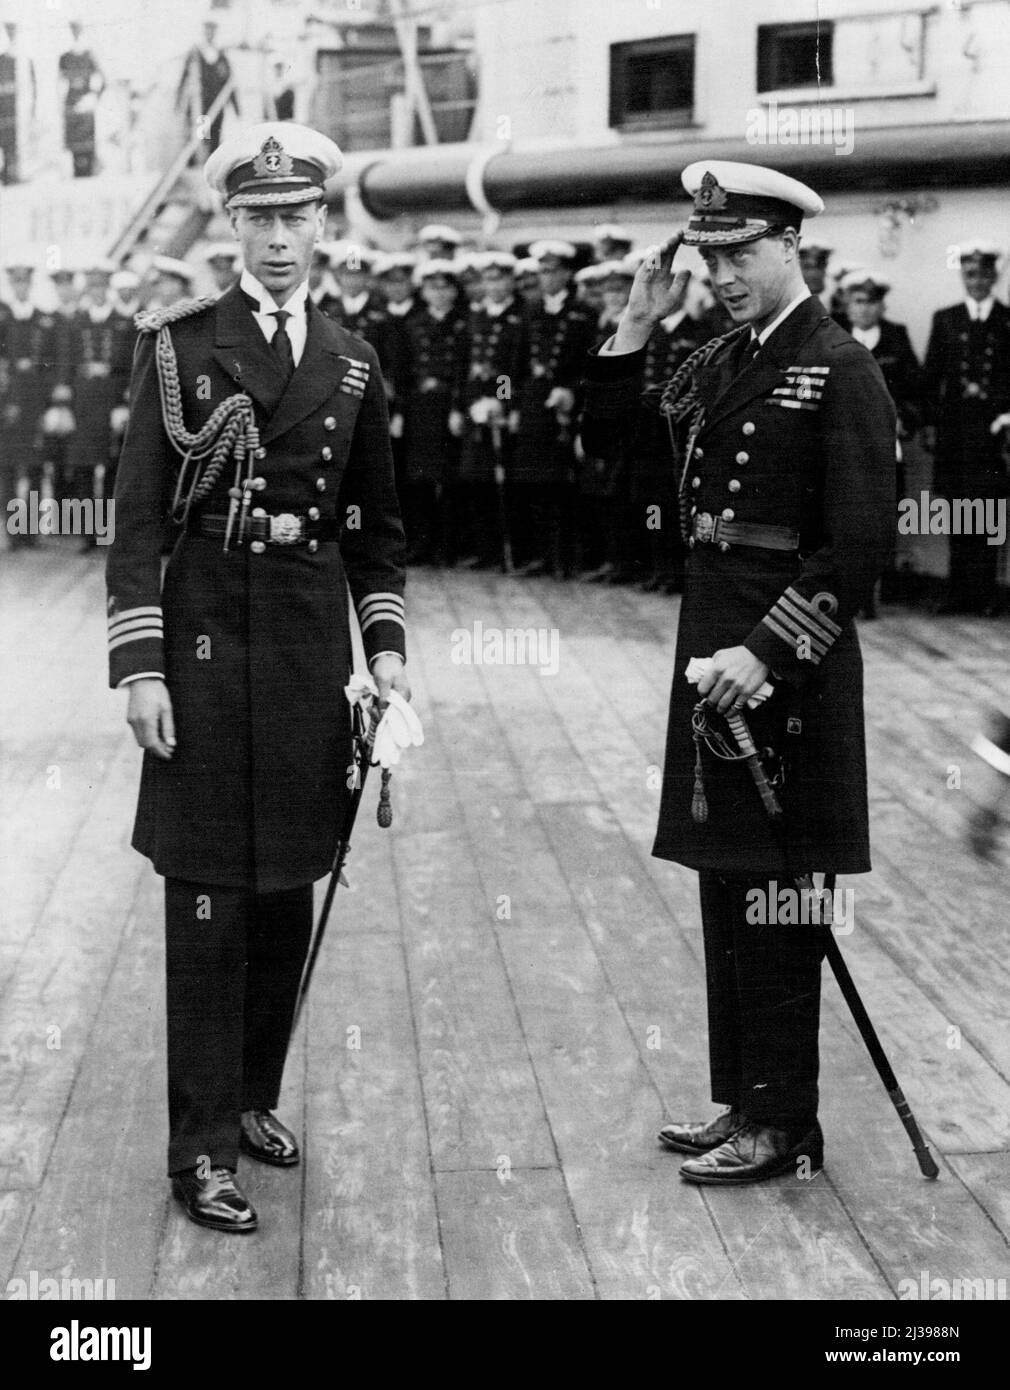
299 933 444 1300
435 1168 595 1300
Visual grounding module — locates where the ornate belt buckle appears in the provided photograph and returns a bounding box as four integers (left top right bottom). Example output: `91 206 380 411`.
694 511 714 544
270 513 302 545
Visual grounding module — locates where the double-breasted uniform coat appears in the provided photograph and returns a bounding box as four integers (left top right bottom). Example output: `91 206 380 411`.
583 295 895 876
106 284 407 895
458 297 526 564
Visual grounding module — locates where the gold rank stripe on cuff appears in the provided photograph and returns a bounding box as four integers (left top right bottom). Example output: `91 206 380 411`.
107 606 164 653
357 591 405 633
761 586 842 663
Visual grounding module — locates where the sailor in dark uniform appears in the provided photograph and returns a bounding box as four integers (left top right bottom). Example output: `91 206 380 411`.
400 258 468 565
373 252 421 504
922 241 1010 616
514 256 543 310
582 161 894 1185
68 260 134 546
1 262 49 544
457 251 526 569
837 269 923 609
578 256 638 583
106 122 408 1234
511 239 595 576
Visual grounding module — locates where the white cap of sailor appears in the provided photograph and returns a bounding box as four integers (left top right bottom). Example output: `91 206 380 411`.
204 241 240 265
412 257 461 287
151 255 196 287
959 238 1003 268
681 161 824 247
372 251 417 278
529 238 578 265
204 122 342 208
839 268 891 298
418 223 462 249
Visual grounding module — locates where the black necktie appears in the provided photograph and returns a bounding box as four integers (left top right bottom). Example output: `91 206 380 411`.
270 309 294 381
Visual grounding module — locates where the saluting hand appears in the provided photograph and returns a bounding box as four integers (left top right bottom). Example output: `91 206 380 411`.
611 231 692 354
126 677 176 759
371 653 412 705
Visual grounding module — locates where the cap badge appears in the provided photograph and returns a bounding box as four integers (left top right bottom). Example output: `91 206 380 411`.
253 136 293 178
695 170 728 213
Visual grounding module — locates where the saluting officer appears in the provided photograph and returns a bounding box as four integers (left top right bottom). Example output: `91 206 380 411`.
457 251 526 570
922 240 1010 616
511 239 595 576
400 258 469 565
106 122 408 1234
582 162 894 1185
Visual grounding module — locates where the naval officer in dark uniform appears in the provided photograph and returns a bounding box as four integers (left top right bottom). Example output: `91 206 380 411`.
106 122 408 1233
582 162 895 1184
922 241 1010 616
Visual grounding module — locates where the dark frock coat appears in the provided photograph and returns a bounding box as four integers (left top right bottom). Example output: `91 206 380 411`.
512 291 595 485
582 296 895 874
458 299 526 483
105 286 406 893
401 308 469 486
922 301 1010 498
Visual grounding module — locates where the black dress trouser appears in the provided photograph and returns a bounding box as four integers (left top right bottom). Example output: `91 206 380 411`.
164 878 314 1176
697 871 826 1127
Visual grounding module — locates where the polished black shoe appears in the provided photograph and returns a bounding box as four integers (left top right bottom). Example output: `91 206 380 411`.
240 1109 300 1167
658 1108 745 1155
679 1120 823 1185
171 1167 258 1233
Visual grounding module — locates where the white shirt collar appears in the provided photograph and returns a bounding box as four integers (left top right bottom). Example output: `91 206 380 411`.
87 301 113 323
543 289 568 314
966 296 994 322
426 305 452 322
386 298 415 317
240 271 310 366
340 290 369 315
850 323 881 350
751 288 811 347
9 298 35 320
484 296 514 317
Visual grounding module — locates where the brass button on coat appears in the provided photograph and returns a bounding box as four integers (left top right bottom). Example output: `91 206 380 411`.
736 451 750 465
728 479 741 493
250 540 266 555
316 478 326 492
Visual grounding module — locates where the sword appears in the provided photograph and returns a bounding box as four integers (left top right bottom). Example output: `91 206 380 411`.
722 705 940 1180
490 418 513 573
292 697 389 1031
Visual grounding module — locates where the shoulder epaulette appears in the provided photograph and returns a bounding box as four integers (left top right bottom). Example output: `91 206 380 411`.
134 295 217 334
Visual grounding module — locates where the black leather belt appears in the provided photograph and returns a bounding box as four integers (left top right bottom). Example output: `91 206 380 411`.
690 511 799 552
195 512 342 545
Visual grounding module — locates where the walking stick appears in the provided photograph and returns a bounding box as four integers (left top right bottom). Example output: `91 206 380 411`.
292 697 390 1031
490 418 513 573
717 704 940 1179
